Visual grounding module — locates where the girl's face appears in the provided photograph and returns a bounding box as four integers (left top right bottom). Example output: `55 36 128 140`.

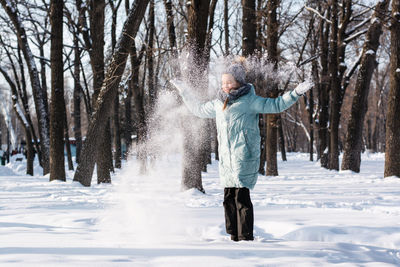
221 73 240 94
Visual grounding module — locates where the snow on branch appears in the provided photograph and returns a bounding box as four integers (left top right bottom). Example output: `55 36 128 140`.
304 6 332 24
344 28 368 43
345 53 362 81
14 102 29 127
346 18 371 37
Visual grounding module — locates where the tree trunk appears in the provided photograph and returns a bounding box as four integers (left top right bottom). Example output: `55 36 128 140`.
328 0 339 171
49 0 66 182
111 0 122 168
342 0 389 172
98 122 113 184
265 0 279 176
15 46 42 166
73 35 82 163
73 0 150 186
164 0 177 53
39 45 49 115
242 0 256 56
318 4 330 168
242 0 267 173
25 128 34 176
181 0 211 193
0 0 50 175
310 12 319 162
278 116 287 161
129 40 148 173
123 0 134 157
148 0 156 111
124 83 133 157
113 95 122 168
224 0 230 55
64 105 74 171
88 0 112 183
203 0 217 172
329 0 353 170
213 120 219 160
384 0 400 178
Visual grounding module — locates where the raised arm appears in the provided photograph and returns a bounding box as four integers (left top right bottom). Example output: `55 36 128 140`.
171 80 216 119
249 81 313 114
249 90 300 114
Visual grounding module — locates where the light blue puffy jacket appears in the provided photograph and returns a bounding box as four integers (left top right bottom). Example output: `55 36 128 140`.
180 84 300 189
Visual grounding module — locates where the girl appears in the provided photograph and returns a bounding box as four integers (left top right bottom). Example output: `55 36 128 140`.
171 63 313 241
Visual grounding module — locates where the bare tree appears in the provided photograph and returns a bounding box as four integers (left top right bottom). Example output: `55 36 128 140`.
342 0 389 172
384 0 400 178
110 0 124 168
75 0 114 182
242 0 256 56
265 0 280 176
181 0 212 192
317 2 330 168
0 66 34 175
73 0 150 186
224 0 230 55
0 0 51 175
49 0 66 181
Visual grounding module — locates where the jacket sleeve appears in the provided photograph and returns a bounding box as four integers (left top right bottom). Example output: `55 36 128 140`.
180 89 216 118
249 90 300 114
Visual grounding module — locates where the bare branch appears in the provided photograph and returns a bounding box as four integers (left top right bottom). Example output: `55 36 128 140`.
304 5 332 24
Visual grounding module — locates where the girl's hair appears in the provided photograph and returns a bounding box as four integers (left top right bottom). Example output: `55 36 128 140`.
222 98 229 111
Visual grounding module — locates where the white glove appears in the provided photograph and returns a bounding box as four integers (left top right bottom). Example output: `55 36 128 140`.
294 80 314 96
169 79 187 94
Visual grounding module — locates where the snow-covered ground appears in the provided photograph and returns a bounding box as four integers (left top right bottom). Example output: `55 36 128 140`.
1 152 400 266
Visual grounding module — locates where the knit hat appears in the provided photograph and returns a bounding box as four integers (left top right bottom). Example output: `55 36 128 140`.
224 63 246 85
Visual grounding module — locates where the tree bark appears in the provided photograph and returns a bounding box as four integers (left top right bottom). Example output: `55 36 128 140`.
309 11 319 162
0 0 50 175
64 104 74 171
73 35 82 163
384 0 400 178
25 128 34 175
49 0 66 182
123 0 134 157
318 4 330 168
87 0 113 183
224 0 230 55
113 93 122 168
328 0 340 171
164 0 177 53
328 0 353 170
242 0 256 56
148 0 156 111
129 39 148 173
266 0 279 176
181 0 211 193
278 116 287 161
342 0 389 172
73 0 150 186
110 0 122 168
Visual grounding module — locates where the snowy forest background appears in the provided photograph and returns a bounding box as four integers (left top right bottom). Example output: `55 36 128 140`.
0 0 399 185
1 0 400 266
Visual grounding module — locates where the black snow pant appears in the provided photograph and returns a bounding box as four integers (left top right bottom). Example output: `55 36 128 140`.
223 187 254 241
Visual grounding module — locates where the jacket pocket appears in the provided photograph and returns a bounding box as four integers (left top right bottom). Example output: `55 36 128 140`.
233 131 251 161
243 129 260 160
